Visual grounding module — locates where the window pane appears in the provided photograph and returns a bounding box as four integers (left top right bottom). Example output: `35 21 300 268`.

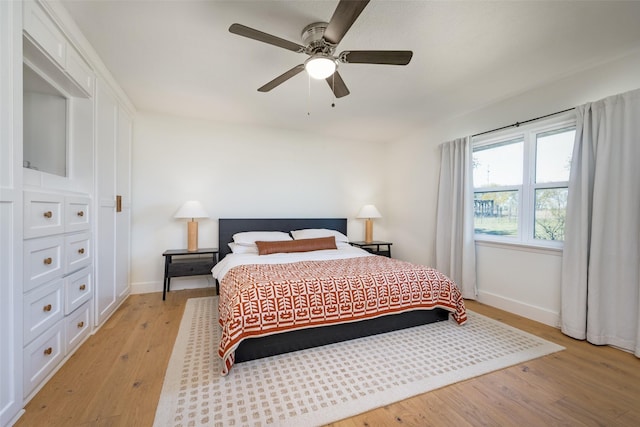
473 139 523 187
535 128 575 183
534 188 568 241
474 191 519 237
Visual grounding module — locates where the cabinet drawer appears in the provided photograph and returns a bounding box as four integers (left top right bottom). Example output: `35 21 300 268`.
65 301 91 353
65 196 90 232
24 192 65 238
64 267 92 315
65 232 91 273
24 235 65 292
167 260 215 277
23 320 64 398
23 0 67 68
24 279 64 345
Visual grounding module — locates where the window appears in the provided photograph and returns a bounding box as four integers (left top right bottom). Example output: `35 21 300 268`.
472 116 576 248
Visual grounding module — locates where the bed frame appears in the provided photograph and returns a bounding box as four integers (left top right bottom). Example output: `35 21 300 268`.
217 218 449 363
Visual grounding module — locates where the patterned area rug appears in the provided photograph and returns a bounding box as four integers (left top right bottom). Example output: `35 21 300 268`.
153 297 563 427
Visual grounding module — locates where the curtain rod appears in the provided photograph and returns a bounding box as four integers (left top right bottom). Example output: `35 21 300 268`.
472 107 575 138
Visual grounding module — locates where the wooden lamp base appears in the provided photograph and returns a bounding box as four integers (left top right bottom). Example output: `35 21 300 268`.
364 219 373 243
187 220 198 252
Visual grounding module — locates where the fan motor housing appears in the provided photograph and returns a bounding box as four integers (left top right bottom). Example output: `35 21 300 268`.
301 22 334 55
301 22 327 44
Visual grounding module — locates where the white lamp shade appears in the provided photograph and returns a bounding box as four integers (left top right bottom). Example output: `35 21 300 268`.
174 200 209 219
305 55 337 80
357 204 382 219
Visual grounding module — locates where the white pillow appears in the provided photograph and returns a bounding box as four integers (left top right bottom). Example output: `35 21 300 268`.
228 242 259 254
291 228 349 243
232 231 292 246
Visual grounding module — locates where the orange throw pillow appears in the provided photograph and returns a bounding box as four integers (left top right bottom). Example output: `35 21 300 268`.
255 236 337 255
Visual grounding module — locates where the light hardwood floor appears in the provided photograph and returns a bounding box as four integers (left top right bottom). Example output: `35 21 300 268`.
16 289 640 427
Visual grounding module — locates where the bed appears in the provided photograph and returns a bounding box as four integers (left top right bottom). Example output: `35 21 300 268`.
213 218 467 375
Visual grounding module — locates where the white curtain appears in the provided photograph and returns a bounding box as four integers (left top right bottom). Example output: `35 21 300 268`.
436 137 477 299
561 88 640 357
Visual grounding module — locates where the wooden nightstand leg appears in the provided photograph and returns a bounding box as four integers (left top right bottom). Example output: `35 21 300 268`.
163 256 170 301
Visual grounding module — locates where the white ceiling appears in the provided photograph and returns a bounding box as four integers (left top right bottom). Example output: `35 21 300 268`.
59 0 640 143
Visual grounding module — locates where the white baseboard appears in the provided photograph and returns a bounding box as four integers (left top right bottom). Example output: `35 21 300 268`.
6 409 25 427
477 290 560 328
131 276 215 295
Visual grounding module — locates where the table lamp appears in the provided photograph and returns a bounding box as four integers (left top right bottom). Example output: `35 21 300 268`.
357 204 382 243
174 200 209 252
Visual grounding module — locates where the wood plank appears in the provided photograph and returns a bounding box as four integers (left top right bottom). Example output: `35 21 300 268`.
111 293 188 425
16 289 212 427
76 298 160 423
15 296 640 427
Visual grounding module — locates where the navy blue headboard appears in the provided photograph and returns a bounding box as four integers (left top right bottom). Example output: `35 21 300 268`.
218 218 347 260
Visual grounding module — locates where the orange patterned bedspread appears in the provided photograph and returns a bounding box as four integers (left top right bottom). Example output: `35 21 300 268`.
218 255 467 375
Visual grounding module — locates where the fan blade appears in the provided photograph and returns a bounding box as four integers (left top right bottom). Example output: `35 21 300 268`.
258 65 305 92
323 0 370 45
326 71 350 98
340 50 413 65
229 23 305 53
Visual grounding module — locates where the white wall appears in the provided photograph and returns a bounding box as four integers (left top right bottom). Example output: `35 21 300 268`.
130 113 389 293
387 49 640 326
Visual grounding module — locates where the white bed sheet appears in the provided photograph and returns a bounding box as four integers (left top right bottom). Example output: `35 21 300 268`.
211 245 372 281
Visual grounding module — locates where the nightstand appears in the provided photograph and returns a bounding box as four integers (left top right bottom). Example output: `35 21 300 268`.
162 248 218 300
350 241 393 258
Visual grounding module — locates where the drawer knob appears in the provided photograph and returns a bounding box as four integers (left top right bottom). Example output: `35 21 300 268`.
77 321 84 328
43 257 53 265
43 211 53 218
43 304 52 312
77 210 84 217
43 347 53 356
79 284 86 291
78 248 85 254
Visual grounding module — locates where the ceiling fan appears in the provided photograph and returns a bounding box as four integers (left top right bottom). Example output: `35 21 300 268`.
229 0 413 98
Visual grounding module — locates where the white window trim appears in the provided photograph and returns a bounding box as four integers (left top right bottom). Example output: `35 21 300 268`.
475 239 563 256
472 112 576 250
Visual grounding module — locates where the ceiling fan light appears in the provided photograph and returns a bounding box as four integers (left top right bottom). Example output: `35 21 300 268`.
305 55 336 80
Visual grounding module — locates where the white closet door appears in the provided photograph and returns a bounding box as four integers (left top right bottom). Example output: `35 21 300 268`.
95 79 117 326
115 107 131 300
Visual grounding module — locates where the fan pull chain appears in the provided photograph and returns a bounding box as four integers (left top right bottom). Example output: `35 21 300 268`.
331 73 336 108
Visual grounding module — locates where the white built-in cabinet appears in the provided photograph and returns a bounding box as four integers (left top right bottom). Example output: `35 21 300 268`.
1 1 133 425
95 79 132 325
22 0 93 98
22 191 93 398
1 2 24 426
